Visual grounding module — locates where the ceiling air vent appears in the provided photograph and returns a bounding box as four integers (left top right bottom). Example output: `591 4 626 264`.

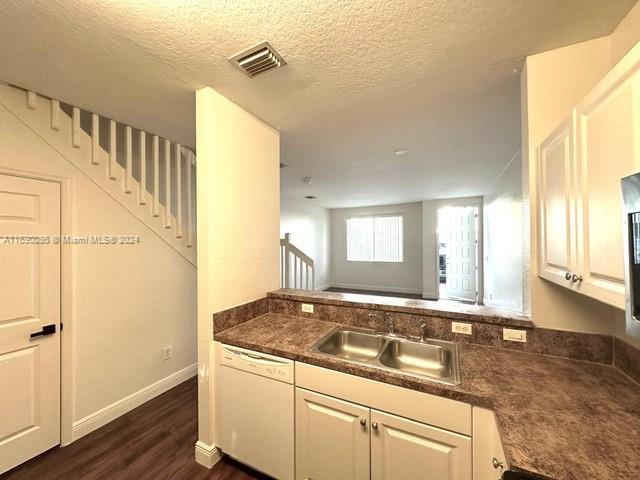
229 40 286 77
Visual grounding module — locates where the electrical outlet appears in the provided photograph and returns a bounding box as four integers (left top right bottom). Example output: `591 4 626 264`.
161 346 173 361
503 328 527 343
301 303 314 313
452 322 472 335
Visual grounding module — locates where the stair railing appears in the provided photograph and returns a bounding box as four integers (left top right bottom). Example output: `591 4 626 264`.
280 233 315 290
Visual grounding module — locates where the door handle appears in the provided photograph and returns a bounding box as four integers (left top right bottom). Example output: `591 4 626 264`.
30 324 56 339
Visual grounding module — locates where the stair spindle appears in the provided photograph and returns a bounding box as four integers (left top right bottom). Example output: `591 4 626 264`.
139 131 146 205
51 100 60 130
27 91 36 109
164 139 171 228
72 107 81 148
175 145 183 238
125 126 133 193
109 120 117 179
186 151 193 247
152 136 160 217
91 114 99 165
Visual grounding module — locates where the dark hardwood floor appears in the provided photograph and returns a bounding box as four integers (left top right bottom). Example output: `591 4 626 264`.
1 377 269 480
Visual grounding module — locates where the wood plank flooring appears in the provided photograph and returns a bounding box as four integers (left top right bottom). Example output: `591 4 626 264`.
1 377 270 480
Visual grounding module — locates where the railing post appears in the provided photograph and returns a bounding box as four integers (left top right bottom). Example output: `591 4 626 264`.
152 135 160 217
51 99 60 131
186 151 193 247
139 131 146 205
164 139 171 228
72 107 81 148
109 120 117 179
284 248 290 289
125 126 133 193
175 144 182 238
91 114 100 165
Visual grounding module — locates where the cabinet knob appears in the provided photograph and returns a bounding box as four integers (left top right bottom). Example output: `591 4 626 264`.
572 274 583 283
564 272 572 281
492 457 504 470
371 422 379 430
360 418 367 427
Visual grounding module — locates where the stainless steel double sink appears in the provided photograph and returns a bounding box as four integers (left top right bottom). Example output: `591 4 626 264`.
310 326 461 386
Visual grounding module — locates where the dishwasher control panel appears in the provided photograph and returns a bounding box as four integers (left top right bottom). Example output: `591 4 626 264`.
220 344 294 384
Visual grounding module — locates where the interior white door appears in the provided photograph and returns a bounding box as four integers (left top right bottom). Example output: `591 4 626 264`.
370 409 472 480
295 388 370 480
0 174 60 474
440 207 478 302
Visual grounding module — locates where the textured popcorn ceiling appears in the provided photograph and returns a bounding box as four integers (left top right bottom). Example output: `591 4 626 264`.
0 0 635 207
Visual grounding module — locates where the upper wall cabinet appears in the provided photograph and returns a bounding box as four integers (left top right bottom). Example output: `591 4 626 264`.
537 44 640 309
538 114 578 287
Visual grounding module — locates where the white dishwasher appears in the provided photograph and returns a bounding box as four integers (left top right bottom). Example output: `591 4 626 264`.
216 343 294 480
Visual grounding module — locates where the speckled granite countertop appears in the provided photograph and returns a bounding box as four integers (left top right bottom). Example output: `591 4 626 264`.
269 288 533 327
215 313 640 480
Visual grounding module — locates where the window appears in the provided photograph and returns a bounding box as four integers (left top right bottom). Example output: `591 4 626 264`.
346 214 403 262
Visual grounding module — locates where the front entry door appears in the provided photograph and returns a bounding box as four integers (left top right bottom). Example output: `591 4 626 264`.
439 206 478 302
0 175 61 474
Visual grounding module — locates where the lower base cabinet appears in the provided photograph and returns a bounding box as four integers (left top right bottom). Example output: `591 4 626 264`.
295 387 472 480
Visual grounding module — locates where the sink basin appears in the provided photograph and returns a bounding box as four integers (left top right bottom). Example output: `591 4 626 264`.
315 329 385 362
379 339 457 383
311 327 461 386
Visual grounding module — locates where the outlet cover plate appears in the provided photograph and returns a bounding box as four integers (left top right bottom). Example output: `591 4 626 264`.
301 303 314 313
452 322 472 335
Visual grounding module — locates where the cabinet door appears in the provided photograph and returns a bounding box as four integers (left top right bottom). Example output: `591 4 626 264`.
472 407 507 480
575 69 640 307
537 115 577 287
295 388 370 480
370 409 471 480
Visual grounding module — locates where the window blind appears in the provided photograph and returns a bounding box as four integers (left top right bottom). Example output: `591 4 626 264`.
346 214 403 262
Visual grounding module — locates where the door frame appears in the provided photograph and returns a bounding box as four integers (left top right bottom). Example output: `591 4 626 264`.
434 197 483 303
0 165 75 446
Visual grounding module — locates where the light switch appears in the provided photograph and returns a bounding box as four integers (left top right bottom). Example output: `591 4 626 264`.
301 303 314 313
503 328 527 343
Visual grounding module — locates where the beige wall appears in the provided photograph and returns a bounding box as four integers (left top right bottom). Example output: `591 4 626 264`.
330 202 423 295
0 101 197 435
522 2 640 334
195 87 280 455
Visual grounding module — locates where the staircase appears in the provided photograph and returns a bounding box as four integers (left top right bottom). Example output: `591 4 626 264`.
280 233 315 290
0 83 195 264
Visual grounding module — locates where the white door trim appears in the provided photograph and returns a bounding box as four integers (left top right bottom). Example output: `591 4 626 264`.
0 165 75 446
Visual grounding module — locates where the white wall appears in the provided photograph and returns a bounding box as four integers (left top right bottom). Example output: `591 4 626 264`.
195 87 280 462
280 197 331 289
330 202 423 294
0 101 196 438
483 152 524 313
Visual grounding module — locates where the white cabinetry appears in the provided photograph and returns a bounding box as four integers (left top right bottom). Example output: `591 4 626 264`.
370 409 471 480
295 388 370 480
538 114 578 286
537 44 640 308
295 387 471 480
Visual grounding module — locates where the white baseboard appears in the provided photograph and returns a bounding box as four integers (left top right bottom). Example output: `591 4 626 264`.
315 283 331 291
195 441 224 468
422 292 438 300
329 282 422 295
72 363 197 442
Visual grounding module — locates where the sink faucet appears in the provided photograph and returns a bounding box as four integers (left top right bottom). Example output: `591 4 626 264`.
419 322 428 342
384 312 394 335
